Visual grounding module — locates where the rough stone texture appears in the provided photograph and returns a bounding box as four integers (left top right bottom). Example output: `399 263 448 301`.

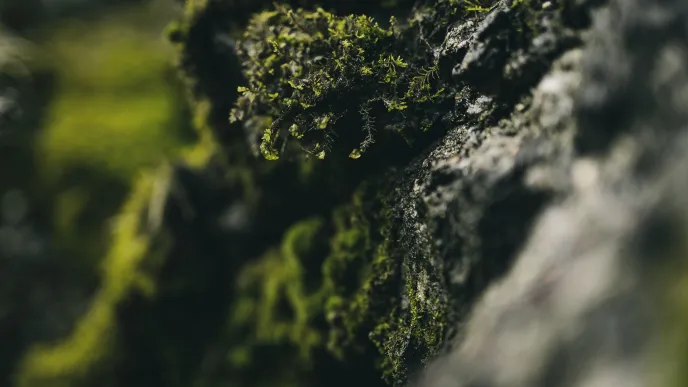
369 5 592 380
413 0 688 386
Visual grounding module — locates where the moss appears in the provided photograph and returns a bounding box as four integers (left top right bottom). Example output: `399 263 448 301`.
220 179 446 384
15 168 173 387
372 261 446 385
354 190 446 386
323 184 449 385
232 217 326 356
230 5 448 160
37 22 194 184
221 217 329 386
322 187 395 358
28 15 197 280
207 183 400 386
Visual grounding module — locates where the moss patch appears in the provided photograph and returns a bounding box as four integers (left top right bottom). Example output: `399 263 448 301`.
230 5 448 160
217 180 447 386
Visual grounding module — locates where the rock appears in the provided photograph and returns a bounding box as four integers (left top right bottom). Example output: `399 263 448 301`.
415 0 688 386
8 0 688 386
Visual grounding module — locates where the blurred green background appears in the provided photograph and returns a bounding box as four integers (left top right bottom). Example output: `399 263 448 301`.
0 0 202 384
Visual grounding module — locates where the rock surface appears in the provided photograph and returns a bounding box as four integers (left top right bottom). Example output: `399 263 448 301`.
415 0 688 386
3 0 688 386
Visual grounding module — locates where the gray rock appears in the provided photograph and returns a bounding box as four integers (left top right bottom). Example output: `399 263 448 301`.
413 0 688 385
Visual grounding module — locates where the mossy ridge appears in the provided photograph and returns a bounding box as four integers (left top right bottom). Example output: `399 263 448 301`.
322 187 394 357
368 189 448 386
208 183 391 386
221 218 328 387
323 184 446 386
165 0 414 150
217 179 446 386
230 5 450 161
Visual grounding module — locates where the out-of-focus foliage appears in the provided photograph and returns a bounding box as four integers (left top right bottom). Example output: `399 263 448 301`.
0 1 200 385
15 169 174 387
35 17 196 272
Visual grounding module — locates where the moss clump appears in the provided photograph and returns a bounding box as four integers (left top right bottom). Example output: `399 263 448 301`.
321 187 396 358
327 186 446 385
230 5 446 160
219 181 446 386
230 218 327 360
221 217 331 387
215 185 400 386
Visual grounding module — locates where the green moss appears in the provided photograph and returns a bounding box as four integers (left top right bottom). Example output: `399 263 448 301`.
38 22 193 184
221 217 328 387
332 187 446 385
29 16 197 278
219 179 448 385
230 5 447 160
322 188 395 358
374 263 446 383
233 218 325 356
15 168 173 387
211 183 392 384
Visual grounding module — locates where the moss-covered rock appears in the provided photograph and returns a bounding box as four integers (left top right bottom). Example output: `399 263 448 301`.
159 1 600 386
230 5 448 160
204 186 397 387
2 0 621 387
